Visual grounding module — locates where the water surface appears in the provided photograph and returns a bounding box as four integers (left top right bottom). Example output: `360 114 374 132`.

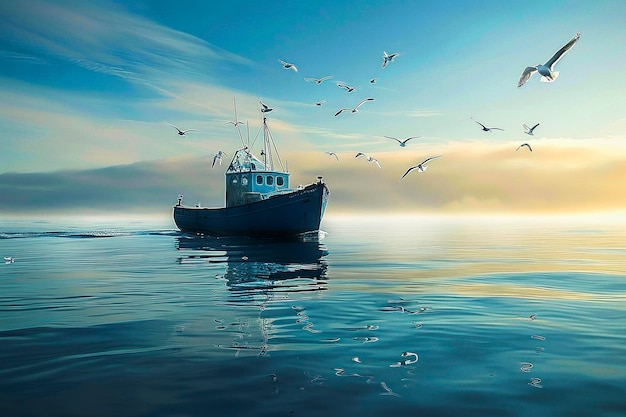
1 215 625 416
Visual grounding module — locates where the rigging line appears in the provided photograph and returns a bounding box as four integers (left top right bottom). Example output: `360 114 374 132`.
246 121 250 149
249 117 264 151
265 125 284 171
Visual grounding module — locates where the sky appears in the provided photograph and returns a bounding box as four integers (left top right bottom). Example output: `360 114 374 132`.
1 0 625 216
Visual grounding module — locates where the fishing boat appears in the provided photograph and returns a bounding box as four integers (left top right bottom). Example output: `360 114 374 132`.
173 102 329 238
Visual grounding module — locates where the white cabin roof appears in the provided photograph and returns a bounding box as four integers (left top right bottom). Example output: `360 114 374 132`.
226 148 285 174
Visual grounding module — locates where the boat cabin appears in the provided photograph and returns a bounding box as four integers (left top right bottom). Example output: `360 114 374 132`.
225 148 291 207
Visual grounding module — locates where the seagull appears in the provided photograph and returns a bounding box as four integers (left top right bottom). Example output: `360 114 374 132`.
305 75 332 84
382 51 402 68
260 101 273 113
523 123 540 135
212 150 227 167
516 143 533 152
355 152 381 168
4 256 14 264
167 123 196 136
225 120 245 126
400 155 442 180
369 78 378 84
384 136 420 147
518 32 581 87
315 100 326 107
336 82 356 93
279 59 298 72
334 98 375 116
325 151 339 161
471 117 503 132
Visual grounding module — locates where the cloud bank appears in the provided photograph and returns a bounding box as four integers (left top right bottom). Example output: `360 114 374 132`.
1 140 624 216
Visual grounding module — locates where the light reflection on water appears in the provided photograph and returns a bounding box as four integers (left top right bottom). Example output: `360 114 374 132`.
0 215 625 417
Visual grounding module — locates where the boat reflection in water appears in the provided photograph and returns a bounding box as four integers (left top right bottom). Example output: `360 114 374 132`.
175 233 329 356
176 233 328 291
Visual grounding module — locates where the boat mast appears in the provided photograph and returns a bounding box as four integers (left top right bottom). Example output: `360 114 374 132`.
261 114 285 172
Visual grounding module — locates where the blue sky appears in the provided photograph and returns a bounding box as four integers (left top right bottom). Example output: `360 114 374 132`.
1 0 625 214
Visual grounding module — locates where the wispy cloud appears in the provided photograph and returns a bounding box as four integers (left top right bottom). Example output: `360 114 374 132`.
403 109 443 118
0 0 252 88
0 0 266 172
0 50 46 64
0 79 225 171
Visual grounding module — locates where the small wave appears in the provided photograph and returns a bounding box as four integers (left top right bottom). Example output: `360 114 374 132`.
0 229 178 239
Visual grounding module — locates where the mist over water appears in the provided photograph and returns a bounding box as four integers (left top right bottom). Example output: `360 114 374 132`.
1 215 625 417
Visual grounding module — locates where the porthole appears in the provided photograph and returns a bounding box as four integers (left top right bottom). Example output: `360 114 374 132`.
241 177 248 186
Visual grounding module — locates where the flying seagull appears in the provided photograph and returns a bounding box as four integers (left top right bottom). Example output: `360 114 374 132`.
212 150 227 167
334 98 375 116
382 51 402 68
384 135 420 147
260 101 274 113
167 123 197 136
305 75 332 84
518 32 581 87
315 100 327 107
471 117 503 132
523 123 540 135
325 151 339 161
336 82 356 93
225 120 245 126
279 59 298 72
516 143 533 152
400 155 442 180
355 152 381 168
370 78 378 84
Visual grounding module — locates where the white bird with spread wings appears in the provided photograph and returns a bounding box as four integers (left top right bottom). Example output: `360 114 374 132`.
518 32 581 87
385 136 420 147
523 123 540 135
335 98 375 116
400 155 442 180
279 59 298 72
382 51 403 68
167 123 196 136
212 151 227 167
355 152 381 168
325 151 339 161
305 75 332 84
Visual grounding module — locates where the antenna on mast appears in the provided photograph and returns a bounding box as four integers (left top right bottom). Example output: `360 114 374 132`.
248 100 284 172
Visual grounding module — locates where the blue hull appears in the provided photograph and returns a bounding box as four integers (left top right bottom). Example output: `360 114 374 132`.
173 182 329 237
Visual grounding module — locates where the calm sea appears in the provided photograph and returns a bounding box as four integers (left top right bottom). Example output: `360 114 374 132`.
1 214 625 417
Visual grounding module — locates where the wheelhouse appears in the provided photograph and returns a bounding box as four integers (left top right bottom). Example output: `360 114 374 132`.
225 149 291 207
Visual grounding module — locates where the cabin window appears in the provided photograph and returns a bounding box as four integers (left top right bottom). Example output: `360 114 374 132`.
232 177 238 184
241 177 248 186
266 176 274 185
256 175 263 185
276 177 284 186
